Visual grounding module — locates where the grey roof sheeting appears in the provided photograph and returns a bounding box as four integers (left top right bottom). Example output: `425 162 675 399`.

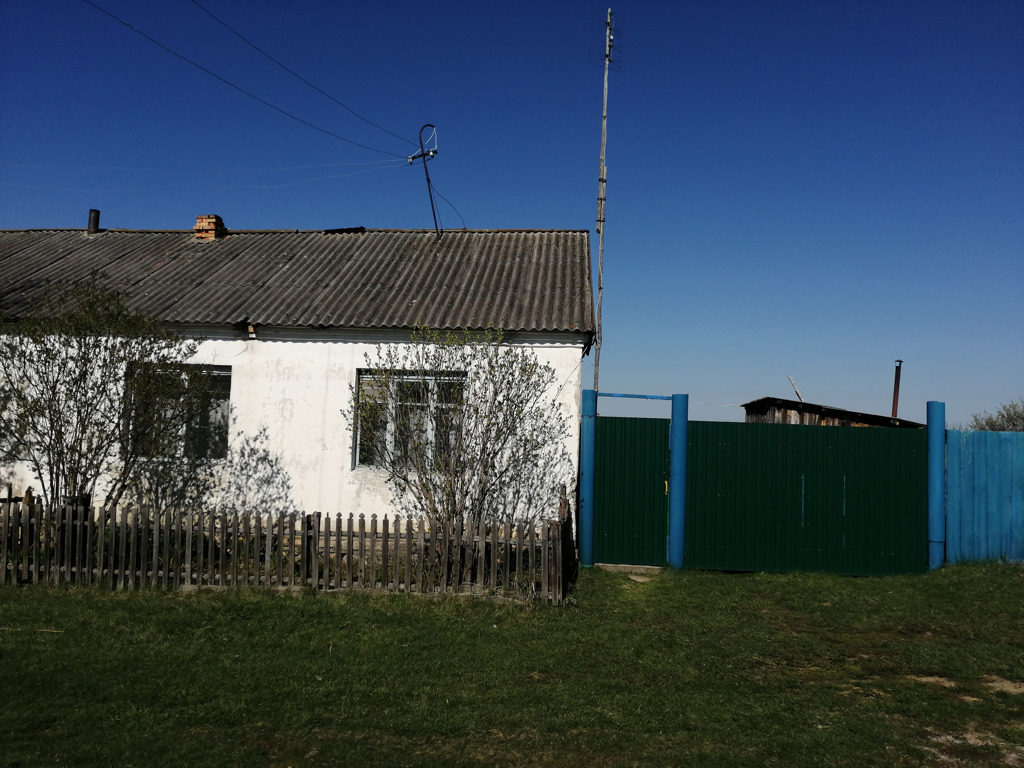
0 228 595 336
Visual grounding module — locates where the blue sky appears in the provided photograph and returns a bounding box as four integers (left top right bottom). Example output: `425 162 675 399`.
2 0 1021 426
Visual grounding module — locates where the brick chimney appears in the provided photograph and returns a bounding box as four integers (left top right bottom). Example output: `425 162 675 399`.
194 214 226 241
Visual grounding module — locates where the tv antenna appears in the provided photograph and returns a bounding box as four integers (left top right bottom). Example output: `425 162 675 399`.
409 124 440 239
788 376 805 403
592 9 613 391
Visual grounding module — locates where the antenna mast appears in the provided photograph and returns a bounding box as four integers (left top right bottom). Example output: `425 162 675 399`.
409 124 440 240
592 8 613 391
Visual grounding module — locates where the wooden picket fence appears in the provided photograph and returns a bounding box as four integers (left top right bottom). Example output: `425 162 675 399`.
0 500 566 603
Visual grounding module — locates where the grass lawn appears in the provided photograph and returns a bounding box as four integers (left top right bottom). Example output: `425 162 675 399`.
1 562 1022 767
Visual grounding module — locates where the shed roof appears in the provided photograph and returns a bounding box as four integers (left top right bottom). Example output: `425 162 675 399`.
742 397 924 429
0 227 595 337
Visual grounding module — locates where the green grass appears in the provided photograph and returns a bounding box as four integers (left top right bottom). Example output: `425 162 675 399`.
2 563 1022 767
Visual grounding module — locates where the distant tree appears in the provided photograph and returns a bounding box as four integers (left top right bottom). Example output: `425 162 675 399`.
0 279 216 511
344 327 572 534
967 399 1024 432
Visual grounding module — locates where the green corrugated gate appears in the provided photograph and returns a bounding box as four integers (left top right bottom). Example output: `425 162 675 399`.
593 416 669 566
684 422 928 575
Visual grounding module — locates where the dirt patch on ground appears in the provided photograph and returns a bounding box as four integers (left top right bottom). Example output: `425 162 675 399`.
908 675 958 688
927 727 1024 766
984 676 1024 695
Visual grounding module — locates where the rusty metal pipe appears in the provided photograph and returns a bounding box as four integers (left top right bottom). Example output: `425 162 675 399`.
87 209 100 234
891 359 903 418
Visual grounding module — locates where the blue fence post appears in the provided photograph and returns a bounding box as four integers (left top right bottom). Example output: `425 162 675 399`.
927 401 946 570
580 389 597 567
667 394 688 568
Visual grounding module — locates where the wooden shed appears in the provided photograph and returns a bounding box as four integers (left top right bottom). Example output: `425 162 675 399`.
742 397 924 428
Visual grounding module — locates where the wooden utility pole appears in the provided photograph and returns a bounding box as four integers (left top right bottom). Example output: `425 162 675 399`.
593 8 612 391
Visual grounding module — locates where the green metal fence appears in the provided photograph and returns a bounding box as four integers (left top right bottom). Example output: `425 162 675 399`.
684 422 928 575
593 416 669 566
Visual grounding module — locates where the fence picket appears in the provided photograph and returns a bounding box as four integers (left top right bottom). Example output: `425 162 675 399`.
331 518 339 589
42 503 54 584
283 513 292 587
542 522 550 600
229 511 238 586
17 502 28 584
378 520 385 593
529 525 537 594
138 508 149 587
358 514 366 589
182 509 192 587
105 505 115 589
207 510 217 587
67 505 77 581
316 513 326 590
405 517 413 592
164 507 174 589
83 505 93 581
194 507 204 587
170 510 180 589
123 508 136 589
417 518 426 593
70 505 80 584
264 513 273 586
439 518 447 591
490 520 499 590
252 513 260 587
392 516 401 591
31 501 42 584
0 502 10 584
216 512 225 587
345 514 353 588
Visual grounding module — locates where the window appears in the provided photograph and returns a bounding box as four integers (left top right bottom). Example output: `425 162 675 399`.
127 364 231 461
355 370 465 468
185 366 231 460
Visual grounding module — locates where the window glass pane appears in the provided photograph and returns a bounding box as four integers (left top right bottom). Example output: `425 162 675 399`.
437 379 464 405
357 401 386 466
184 367 231 460
359 376 386 403
396 401 428 466
357 373 388 466
397 380 427 404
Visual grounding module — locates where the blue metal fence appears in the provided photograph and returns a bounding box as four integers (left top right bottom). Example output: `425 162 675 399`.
946 430 1024 562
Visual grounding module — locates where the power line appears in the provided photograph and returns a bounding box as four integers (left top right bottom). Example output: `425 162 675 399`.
3 159 405 172
81 0 408 158
430 183 466 229
187 0 417 149
1 161 408 193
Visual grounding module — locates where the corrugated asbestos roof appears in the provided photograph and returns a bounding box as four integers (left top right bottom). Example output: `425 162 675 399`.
0 228 595 336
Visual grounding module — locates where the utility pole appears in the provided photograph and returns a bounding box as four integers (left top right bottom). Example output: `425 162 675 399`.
592 9 612 392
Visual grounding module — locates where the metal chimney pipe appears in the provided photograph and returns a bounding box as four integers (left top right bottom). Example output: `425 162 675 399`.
87 209 100 234
891 359 903 418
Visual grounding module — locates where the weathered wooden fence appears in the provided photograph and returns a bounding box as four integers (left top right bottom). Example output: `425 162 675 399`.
0 501 565 603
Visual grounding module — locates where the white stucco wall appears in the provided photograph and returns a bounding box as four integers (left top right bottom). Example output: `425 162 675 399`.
186 326 586 520
2 326 586 517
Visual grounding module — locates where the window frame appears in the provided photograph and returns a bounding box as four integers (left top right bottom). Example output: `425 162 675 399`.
127 363 232 462
353 369 466 470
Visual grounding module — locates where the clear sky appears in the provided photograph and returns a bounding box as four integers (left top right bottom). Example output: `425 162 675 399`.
2 0 1021 426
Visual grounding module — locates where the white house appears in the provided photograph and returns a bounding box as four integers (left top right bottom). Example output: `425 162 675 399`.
0 214 595 519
